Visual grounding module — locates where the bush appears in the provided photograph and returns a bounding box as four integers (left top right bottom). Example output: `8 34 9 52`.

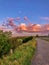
8 39 36 65
0 33 11 57
22 36 33 43
8 36 33 52
0 36 36 65
8 37 23 51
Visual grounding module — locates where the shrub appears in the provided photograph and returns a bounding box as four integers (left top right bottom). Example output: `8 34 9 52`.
0 33 11 57
22 36 33 43
8 37 23 52
8 39 36 65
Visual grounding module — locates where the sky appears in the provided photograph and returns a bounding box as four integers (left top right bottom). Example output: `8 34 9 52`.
0 0 49 25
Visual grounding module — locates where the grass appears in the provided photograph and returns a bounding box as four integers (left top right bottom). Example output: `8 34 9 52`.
0 37 36 65
43 38 49 42
39 36 49 42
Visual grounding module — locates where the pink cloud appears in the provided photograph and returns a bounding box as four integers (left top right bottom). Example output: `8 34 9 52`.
40 17 49 21
15 17 20 20
1 17 49 32
8 18 15 21
24 16 32 24
43 24 49 30
0 23 49 32
24 16 29 21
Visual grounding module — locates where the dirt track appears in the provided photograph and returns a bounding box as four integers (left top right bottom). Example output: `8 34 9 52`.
31 38 49 65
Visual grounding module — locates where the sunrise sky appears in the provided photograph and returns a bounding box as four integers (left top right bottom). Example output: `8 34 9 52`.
0 0 49 24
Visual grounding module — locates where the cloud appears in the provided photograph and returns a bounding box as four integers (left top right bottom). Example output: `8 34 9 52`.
24 16 28 21
40 17 49 21
0 23 49 32
0 25 5 30
1 17 49 32
7 18 15 21
24 16 32 24
16 17 20 20
8 20 15 26
43 24 49 30
30 24 41 31
0 25 13 32
19 23 27 30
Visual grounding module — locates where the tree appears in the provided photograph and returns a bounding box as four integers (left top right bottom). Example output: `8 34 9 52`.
36 34 39 37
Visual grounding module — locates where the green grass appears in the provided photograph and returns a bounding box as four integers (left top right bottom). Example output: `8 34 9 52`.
0 37 36 65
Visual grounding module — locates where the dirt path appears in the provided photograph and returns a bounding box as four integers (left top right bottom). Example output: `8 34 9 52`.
31 38 49 65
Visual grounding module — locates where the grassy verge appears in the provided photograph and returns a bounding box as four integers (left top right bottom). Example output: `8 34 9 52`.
42 38 49 42
0 38 36 65
40 36 49 42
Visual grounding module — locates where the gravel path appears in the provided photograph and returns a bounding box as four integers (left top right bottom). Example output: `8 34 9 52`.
31 38 49 65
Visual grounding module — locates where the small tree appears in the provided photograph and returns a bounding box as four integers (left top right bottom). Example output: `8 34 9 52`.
36 34 39 37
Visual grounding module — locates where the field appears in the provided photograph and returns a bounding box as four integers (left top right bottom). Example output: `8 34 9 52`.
0 32 36 65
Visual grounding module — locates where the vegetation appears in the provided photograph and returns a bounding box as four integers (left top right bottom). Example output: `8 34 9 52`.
22 36 33 43
0 30 36 65
39 36 49 42
35 35 49 42
36 34 39 37
8 37 23 52
0 32 11 57
0 39 36 65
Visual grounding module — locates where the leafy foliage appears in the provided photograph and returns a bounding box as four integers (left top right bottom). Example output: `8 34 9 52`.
8 37 23 51
22 36 33 43
0 31 36 65
8 36 33 52
0 31 11 57
8 39 36 65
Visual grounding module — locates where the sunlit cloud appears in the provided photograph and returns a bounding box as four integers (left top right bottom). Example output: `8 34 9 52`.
0 23 49 32
43 24 49 30
0 17 49 32
31 24 41 31
19 23 27 30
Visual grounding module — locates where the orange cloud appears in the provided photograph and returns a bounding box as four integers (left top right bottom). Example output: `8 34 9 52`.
1 23 49 32
43 24 49 30
19 23 27 30
31 24 41 31
1 17 49 32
